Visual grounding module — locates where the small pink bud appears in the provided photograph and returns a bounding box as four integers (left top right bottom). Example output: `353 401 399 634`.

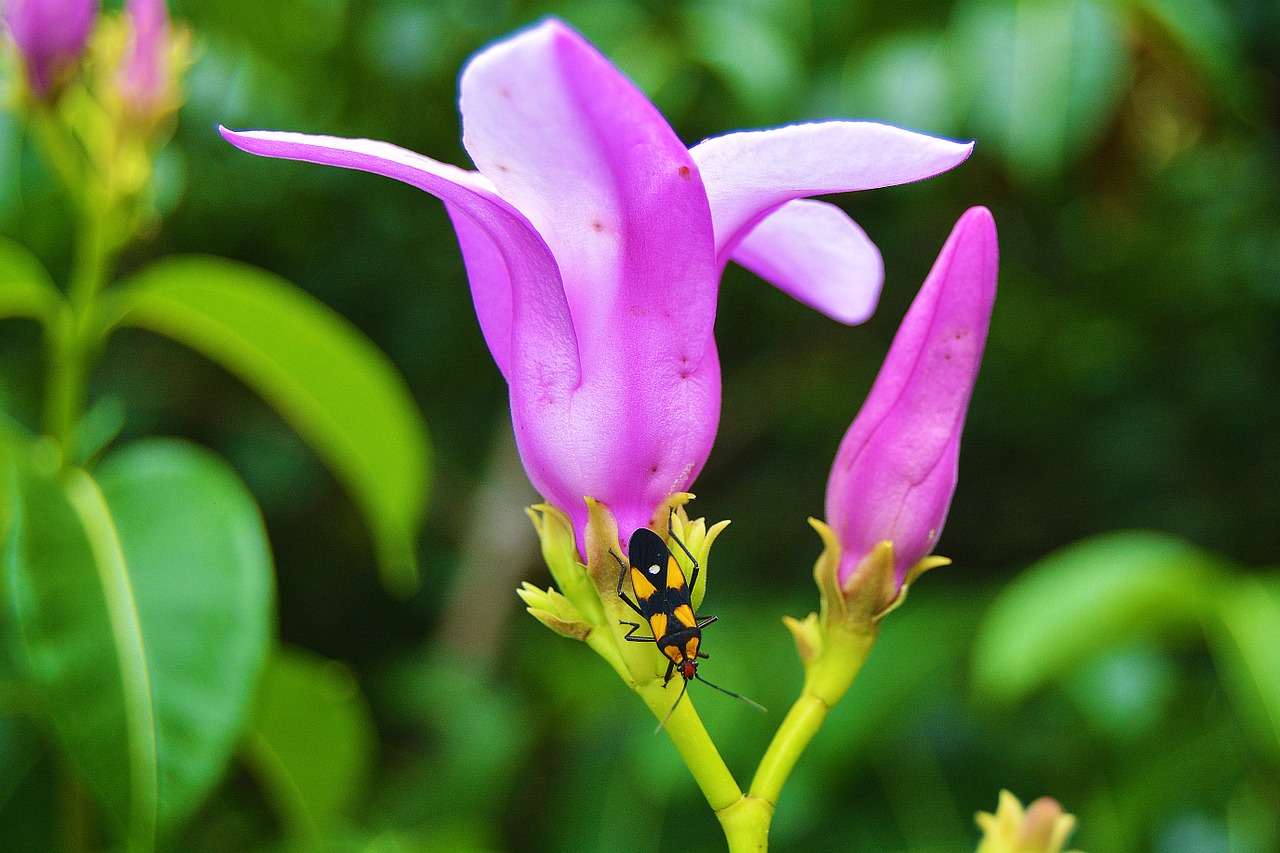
3 0 98 97
116 0 171 115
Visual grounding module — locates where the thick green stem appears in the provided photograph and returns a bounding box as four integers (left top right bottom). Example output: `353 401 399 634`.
636 678 743 810
717 794 774 853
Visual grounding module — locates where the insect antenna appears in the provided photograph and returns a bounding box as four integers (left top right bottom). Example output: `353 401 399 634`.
654 678 690 734
694 674 767 713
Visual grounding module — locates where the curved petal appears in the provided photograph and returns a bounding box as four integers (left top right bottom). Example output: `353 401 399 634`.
692 122 974 263
458 21 720 543
218 127 578 391
442 202 515 380
730 199 883 325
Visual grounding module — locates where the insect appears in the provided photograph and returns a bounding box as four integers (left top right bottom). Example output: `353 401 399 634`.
613 515 765 731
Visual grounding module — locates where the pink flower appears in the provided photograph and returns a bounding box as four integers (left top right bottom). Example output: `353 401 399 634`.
826 206 998 590
221 19 973 552
3 0 98 96
116 0 170 115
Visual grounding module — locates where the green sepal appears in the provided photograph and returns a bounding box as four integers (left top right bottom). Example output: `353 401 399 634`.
879 554 951 620
525 503 603 629
782 612 822 667
582 498 664 686
517 582 590 642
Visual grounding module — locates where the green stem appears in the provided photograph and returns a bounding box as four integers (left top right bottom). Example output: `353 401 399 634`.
636 678 743 810
29 106 85 202
749 624 876 809
42 197 113 463
584 623 741 809
717 795 774 853
749 693 831 807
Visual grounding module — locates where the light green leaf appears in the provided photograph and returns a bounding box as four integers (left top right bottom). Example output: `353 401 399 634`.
0 237 61 325
972 530 1221 705
953 0 1128 184
94 438 274 833
109 255 430 592
1208 576 1280 759
4 437 275 845
244 645 376 842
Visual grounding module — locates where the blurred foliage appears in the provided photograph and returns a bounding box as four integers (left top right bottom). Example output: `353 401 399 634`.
1 0 1278 850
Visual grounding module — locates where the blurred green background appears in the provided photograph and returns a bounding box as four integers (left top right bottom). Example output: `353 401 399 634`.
2 0 1279 850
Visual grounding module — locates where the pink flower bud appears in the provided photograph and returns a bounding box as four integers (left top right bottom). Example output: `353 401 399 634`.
3 0 98 97
825 207 998 591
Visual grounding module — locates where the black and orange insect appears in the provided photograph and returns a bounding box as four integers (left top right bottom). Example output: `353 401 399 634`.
613 516 764 730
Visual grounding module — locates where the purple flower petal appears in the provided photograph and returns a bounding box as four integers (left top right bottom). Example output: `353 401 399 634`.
691 122 972 321
730 199 883 325
826 206 998 587
458 20 720 543
218 127 580 396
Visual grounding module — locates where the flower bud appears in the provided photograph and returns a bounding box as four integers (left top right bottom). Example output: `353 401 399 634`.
3 0 97 98
115 0 185 123
825 206 997 611
975 790 1080 853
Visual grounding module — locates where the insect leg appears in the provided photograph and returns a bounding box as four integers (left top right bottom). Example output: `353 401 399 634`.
667 510 702 591
620 620 654 643
612 548 645 617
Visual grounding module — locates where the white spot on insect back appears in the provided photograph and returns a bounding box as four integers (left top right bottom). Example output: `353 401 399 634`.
648 564 661 575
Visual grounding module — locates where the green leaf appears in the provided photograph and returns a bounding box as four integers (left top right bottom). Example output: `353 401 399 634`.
109 255 430 592
244 645 376 842
1136 0 1260 120
4 441 159 850
0 237 61 325
952 0 1128 184
94 438 275 833
0 719 59 853
1208 576 1280 759
4 438 274 845
971 530 1222 705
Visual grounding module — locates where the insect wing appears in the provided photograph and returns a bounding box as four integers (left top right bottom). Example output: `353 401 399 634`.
627 529 670 614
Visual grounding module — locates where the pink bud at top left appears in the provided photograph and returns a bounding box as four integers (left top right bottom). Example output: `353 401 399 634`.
3 0 98 97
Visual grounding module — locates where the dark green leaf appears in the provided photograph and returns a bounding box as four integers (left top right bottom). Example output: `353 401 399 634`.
109 256 430 592
0 719 59 853
972 530 1222 705
1137 0 1260 119
244 645 376 841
